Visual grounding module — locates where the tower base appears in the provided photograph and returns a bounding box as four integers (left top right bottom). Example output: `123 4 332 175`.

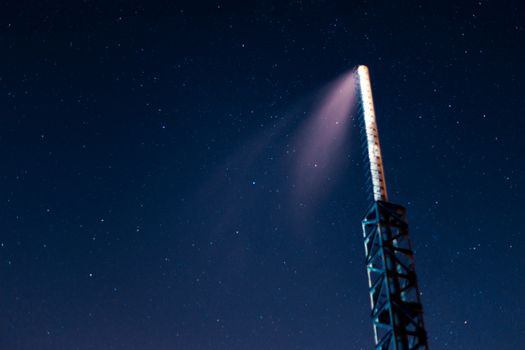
362 201 428 350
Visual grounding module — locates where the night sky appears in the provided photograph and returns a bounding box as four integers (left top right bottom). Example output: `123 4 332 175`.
1 1 524 349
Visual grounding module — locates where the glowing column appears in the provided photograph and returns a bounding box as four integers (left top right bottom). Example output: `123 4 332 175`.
357 65 388 202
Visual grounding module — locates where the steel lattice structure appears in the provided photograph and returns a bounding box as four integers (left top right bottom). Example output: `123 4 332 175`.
357 66 428 350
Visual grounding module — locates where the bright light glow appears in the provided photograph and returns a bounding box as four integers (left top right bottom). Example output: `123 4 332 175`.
357 65 388 201
292 69 357 203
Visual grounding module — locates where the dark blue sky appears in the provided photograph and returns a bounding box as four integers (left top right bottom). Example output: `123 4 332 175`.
0 1 524 349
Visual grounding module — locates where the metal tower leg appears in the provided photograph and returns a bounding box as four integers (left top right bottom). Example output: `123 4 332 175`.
362 200 428 350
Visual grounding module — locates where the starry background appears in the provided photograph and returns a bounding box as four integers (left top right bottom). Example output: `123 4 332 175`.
0 1 524 349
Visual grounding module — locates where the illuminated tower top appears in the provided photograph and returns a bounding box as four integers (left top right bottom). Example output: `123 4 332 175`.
357 65 388 202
